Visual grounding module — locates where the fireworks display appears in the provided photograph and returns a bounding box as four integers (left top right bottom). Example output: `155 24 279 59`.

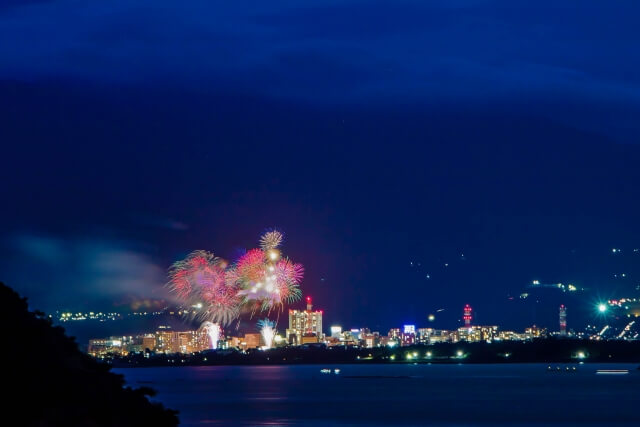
199 321 221 350
230 241 303 314
259 230 283 251
167 230 303 327
257 318 276 349
167 250 241 325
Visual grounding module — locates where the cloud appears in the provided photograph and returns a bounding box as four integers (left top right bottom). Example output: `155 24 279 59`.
132 214 189 231
4 234 171 311
0 0 638 140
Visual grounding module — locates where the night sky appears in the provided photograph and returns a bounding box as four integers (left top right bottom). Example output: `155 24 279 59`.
2 1 640 332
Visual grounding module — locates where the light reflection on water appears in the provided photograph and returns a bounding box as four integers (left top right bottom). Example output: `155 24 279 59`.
115 364 640 426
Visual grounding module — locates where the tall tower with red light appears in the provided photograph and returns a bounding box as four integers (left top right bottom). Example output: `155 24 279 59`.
463 304 472 327
559 305 567 336
287 296 323 345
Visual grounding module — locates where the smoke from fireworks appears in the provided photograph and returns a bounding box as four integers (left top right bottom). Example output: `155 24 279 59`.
167 230 303 325
257 318 276 349
199 321 221 350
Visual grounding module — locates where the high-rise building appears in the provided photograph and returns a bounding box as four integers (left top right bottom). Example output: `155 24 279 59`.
559 305 567 336
402 324 416 346
286 296 323 345
463 304 473 326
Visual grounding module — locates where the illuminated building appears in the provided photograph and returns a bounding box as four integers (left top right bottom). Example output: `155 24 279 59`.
300 334 320 344
388 328 401 340
154 330 209 354
88 338 128 357
362 332 379 348
286 296 323 345
330 326 342 338
339 330 359 346
524 326 547 339
141 335 156 351
228 336 242 349
463 304 472 326
325 336 341 346
456 326 498 342
559 305 567 336
401 325 416 346
242 333 261 350
417 328 432 344
427 329 452 343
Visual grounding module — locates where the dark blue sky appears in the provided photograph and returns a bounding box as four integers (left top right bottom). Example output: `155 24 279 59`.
2 1 640 331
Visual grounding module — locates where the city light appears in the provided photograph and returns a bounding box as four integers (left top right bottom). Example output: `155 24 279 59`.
598 303 607 313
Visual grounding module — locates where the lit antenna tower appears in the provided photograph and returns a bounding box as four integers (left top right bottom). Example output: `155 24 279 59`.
559 305 567 336
463 304 472 327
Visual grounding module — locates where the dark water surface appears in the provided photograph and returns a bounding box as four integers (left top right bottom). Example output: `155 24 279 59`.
115 364 640 426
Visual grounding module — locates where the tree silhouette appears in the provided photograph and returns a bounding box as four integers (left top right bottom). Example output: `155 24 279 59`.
0 282 178 426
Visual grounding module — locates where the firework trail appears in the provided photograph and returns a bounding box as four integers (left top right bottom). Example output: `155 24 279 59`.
257 318 277 349
199 321 221 350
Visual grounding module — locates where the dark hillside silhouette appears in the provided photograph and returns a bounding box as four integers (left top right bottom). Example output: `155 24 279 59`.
0 282 178 426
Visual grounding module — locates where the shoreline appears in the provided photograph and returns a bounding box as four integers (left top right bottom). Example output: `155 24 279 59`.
103 339 640 368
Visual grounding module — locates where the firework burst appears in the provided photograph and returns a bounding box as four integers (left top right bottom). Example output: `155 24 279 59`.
257 318 277 349
260 230 283 251
167 250 241 326
167 230 303 326
231 231 303 312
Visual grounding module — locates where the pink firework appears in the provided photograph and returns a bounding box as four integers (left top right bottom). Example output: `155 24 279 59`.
271 259 303 304
168 250 241 325
236 248 266 282
275 259 304 284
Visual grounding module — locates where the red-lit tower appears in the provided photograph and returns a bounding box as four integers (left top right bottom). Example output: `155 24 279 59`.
305 296 313 333
559 305 567 336
463 304 472 326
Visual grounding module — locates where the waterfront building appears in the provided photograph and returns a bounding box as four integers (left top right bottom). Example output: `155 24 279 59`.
362 332 379 348
286 296 323 345
242 333 262 350
427 329 452 343
417 328 432 344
